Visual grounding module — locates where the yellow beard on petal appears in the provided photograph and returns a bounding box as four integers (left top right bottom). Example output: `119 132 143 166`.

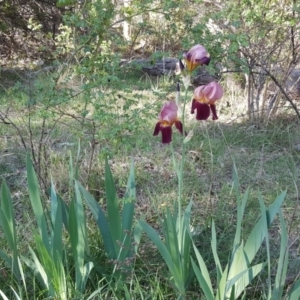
160 120 172 127
184 59 197 72
196 95 209 104
160 118 181 127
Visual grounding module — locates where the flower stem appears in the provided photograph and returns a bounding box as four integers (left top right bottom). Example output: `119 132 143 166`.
177 87 189 223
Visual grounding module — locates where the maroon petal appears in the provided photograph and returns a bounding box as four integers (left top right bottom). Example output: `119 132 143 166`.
210 104 218 120
196 56 211 66
160 126 172 144
191 99 197 114
153 122 161 136
195 102 210 120
174 120 183 135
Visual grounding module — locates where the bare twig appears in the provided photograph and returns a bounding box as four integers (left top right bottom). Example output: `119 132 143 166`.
0 111 27 149
260 66 300 119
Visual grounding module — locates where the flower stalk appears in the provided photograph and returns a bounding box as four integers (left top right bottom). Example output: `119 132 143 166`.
148 44 223 297
176 85 189 225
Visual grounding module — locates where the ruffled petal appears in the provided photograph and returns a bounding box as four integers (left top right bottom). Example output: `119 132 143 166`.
159 101 178 123
160 126 172 144
153 122 160 136
193 86 206 102
189 45 208 60
174 120 183 135
205 82 223 102
194 82 223 104
191 99 197 114
196 56 210 66
195 102 210 120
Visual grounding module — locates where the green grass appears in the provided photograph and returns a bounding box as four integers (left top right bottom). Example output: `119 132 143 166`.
0 68 300 299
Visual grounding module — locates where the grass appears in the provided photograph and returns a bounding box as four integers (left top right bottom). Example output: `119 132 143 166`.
0 66 300 299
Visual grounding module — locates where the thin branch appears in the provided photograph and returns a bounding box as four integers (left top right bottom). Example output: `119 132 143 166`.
0 112 27 149
258 65 300 119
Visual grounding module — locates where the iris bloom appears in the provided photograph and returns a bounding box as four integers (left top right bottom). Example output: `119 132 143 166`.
183 44 210 72
191 82 223 120
153 101 183 144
